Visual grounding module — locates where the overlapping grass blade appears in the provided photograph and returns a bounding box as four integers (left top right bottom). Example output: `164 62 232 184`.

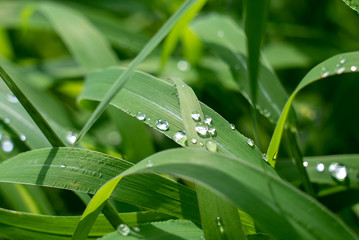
267 52 359 166
73 0 200 146
191 14 296 125
0 148 199 222
174 78 246 239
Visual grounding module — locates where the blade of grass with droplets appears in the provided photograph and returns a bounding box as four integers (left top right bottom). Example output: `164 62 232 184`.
73 0 199 147
78 67 276 172
72 148 359 240
0 148 199 222
341 0 359 13
0 66 65 147
191 14 296 125
267 52 359 167
174 78 246 239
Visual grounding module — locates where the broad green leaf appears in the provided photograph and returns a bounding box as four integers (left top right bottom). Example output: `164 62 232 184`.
36 2 118 72
75 148 359 240
74 0 200 146
341 0 359 13
174 78 246 239
191 14 296 125
100 220 202 240
0 148 199 222
78 67 276 172
267 52 359 166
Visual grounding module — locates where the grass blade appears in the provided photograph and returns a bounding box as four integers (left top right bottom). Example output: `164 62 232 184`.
267 52 359 166
341 0 359 13
73 0 200 147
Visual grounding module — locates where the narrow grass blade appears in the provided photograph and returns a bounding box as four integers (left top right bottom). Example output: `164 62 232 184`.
267 52 359 166
341 0 359 13
174 78 247 239
0 66 65 147
73 0 199 147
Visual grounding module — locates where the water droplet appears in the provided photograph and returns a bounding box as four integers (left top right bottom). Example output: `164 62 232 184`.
247 138 254 147
321 71 330 78
4 118 10 124
1 139 14 152
146 160 153 168
217 30 224 38
205 140 217 152
303 161 308 168
208 127 216 136
155 119 169 131
177 60 190 71
199 142 204 146
351 66 357 72
147 118 151 121
136 112 146 121
60 164 66 168
204 116 212 125
336 67 345 74
262 154 268 161
315 162 325 173
216 217 222 226
66 131 77 144
230 124 235 130
19 134 26 142
191 138 197 144
195 123 209 137
117 224 130 236
132 226 140 232
339 57 346 64
328 162 348 181
7 93 19 103
191 112 201 122
173 131 187 145
263 109 271 118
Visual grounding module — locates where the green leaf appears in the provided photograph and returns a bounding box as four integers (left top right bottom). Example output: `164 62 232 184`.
0 148 199 222
341 0 359 13
78 67 276 172
75 148 359 240
100 220 202 240
267 52 359 166
36 2 118 72
191 14 296 125
74 0 200 146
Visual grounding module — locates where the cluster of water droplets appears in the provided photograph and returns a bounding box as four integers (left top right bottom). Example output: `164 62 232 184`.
321 56 358 79
314 162 348 182
0 117 27 153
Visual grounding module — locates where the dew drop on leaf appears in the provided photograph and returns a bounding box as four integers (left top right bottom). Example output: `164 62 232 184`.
247 138 254 147
315 163 325 173
20 134 26 142
195 123 209 137
336 67 345 74
155 119 169 131
208 127 216 136
136 112 146 121
351 66 357 72
328 163 348 181
117 224 130 236
191 112 201 122
66 131 77 144
204 116 212 125
146 160 153 168
303 161 308 167
229 124 235 130
191 138 197 144
262 154 268 161
205 140 217 152
173 131 187 145
1 139 14 152
60 164 66 168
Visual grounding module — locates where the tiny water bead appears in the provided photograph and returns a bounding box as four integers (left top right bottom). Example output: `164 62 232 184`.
66 131 77 144
132 226 140 232
195 123 209 137
262 154 268 161
191 112 201 122
216 217 222 226
247 138 254 147
146 160 153 168
117 224 130 236
339 57 346 64
351 66 358 72
136 112 146 121
1 139 14 152
60 164 66 168
177 60 190 71
7 92 19 103
19 134 26 142
230 124 235 130
321 71 330 78
315 162 325 173
173 131 187 145
208 127 216 136
328 163 348 181
303 161 309 168
205 140 217 152
204 116 212 125
263 109 271 118
336 67 345 74
191 138 197 144
155 119 169 131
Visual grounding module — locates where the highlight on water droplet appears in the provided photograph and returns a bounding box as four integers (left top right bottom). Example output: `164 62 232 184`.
60 164 66 168
336 67 345 74
247 138 254 147
339 57 346 64
7 92 19 103
173 131 187 145
230 123 235 130
204 116 212 125
146 160 153 168
1 139 14 152
117 224 130 236
136 112 146 121
155 119 169 131
328 162 348 181
303 161 309 168
191 112 201 122
66 131 77 144
132 226 140 232
216 216 222 226
321 71 330 78
177 60 190 71
315 162 325 173
191 138 197 144
208 127 216 136
195 123 209 138
350 66 357 72
262 154 268 161
205 140 217 152
19 134 26 142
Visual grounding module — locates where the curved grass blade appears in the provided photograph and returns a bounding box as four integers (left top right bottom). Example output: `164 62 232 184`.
191 14 296 125
78 67 276 172
75 148 359 240
341 0 359 13
267 52 359 166
73 0 200 147
0 148 199 222
36 2 118 72
174 78 246 239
